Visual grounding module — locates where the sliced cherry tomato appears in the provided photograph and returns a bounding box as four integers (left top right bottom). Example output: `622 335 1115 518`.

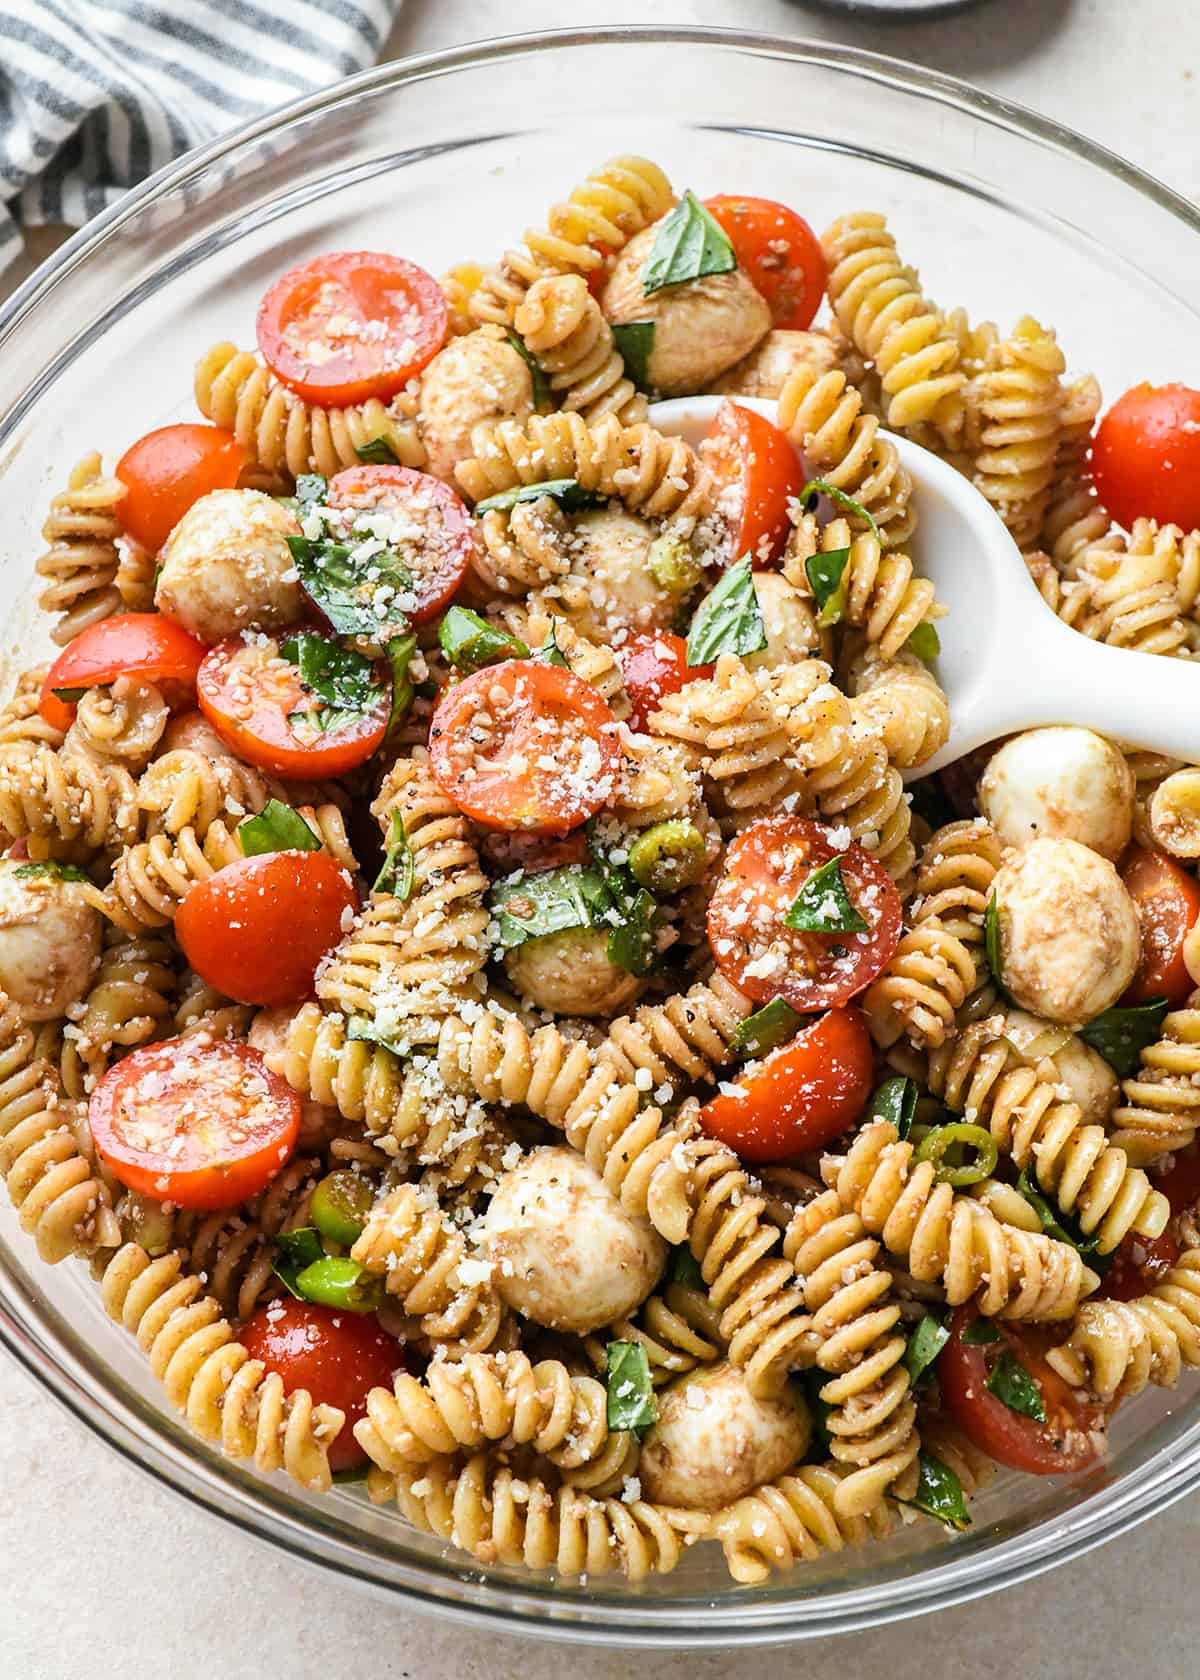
699 1005 872 1163
614 631 713 732
1092 383 1200 532
1120 847 1200 1006
39 613 207 731
701 400 804 568
1156 1141 1200 1217
257 251 447 407
1099 1228 1181 1302
197 635 389 778
707 815 902 1011
940 1307 1108 1474
89 1038 300 1211
703 195 826 331
429 659 620 834
239 1298 401 1472
324 465 477 625
176 851 357 1007
115 423 246 552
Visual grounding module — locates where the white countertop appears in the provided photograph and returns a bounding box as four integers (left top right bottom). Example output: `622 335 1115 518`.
3 1 1199 1673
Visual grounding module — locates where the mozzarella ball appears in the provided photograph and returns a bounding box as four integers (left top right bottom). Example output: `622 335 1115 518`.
602 224 772 396
418 327 534 484
155 488 304 642
640 1363 810 1510
0 860 102 1020
712 328 840 400
992 1007 1119 1126
481 1146 666 1333
993 838 1140 1025
744 572 823 670
503 928 644 1018
979 727 1134 861
558 507 678 637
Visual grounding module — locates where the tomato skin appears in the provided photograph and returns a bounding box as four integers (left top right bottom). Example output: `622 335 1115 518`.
614 631 713 732
1157 1142 1200 1217
1120 847 1200 1006
704 195 826 331
1091 384 1200 532
707 816 903 1011
89 1039 300 1211
257 252 447 407
1099 1228 1181 1302
699 1006 873 1163
429 659 621 834
177 851 357 1007
115 423 246 552
239 1298 402 1472
701 401 803 568
39 613 206 730
325 464 477 625
940 1306 1107 1475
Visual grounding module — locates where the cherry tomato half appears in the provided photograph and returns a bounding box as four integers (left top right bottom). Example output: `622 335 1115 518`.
115 423 246 552
239 1298 402 1472
701 400 803 568
614 630 713 732
1091 383 1200 532
707 815 903 1011
940 1306 1108 1475
257 251 447 407
1121 847 1200 1006
704 195 826 331
699 1005 873 1163
325 465 477 625
89 1038 300 1211
1157 1141 1200 1218
1099 1228 1181 1302
429 659 621 833
39 613 207 731
176 851 357 1007
197 635 389 778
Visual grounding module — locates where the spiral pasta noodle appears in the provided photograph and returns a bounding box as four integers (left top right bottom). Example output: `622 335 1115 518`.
473 497 572 595
1046 1249 1200 1402
713 1461 892 1584
588 1281 723 1387
803 694 915 890
599 970 753 1091
515 273 645 425
491 600 632 720
776 363 915 549
1109 993 1200 1163
844 644 950 770
101 820 242 932
1068 520 1196 658
784 513 940 663
35 453 126 645
1041 374 1118 575
0 671 66 757
265 1000 404 1134
59 929 177 1096
136 744 275 839
971 315 1065 551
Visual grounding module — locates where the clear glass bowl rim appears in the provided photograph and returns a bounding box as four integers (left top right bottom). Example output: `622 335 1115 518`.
3 23 1200 1647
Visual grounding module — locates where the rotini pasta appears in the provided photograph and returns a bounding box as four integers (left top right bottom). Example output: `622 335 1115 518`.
35 453 126 645
776 363 915 549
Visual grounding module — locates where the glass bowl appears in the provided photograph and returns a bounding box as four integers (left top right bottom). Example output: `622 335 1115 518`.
1 24 1198 1648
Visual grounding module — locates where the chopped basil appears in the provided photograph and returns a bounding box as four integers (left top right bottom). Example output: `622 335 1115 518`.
642 189 736 294
610 320 656 391
295 473 327 506
346 1013 408 1057
281 630 385 734
355 436 398 465
898 1452 971 1533
866 1075 920 1141
670 1244 704 1289
474 478 606 517
785 854 868 934
984 892 1005 992
1079 996 1170 1078
374 811 414 901
904 1314 950 1384
804 546 851 629
384 631 417 738
488 864 611 951
12 859 90 884
961 1317 1001 1345
287 534 413 644
685 555 767 666
237 799 322 858
50 685 86 703
505 330 551 409
987 1348 1047 1422
907 621 942 662
1014 1167 1108 1267
439 604 530 672
605 1340 658 1434
532 621 569 668
799 477 882 545
588 827 659 978
731 997 803 1059
913 1121 998 1187
272 1227 325 1299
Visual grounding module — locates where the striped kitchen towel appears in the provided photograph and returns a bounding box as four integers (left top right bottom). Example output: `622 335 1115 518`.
0 0 403 276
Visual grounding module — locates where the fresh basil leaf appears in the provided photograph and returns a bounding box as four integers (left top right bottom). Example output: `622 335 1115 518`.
1014 1167 1109 1269
533 621 569 669
866 1075 920 1141
685 555 767 666
345 1013 408 1057
804 546 851 629
505 330 551 409
670 1244 704 1289
605 1340 657 1434
272 1226 326 1299
281 630 383 734
785 854 868 933
287 534 413 643
984 893 1005 992
904 1314 950 1384
907 621 941 662
987 1348 1047 1422
587 825 658 977
610 320 656 392
799 477 882 546
642 189 736 294
384 631 417 739
12 859 90 884
474 478 607 517
731 997 803 1059
355 436 398 465
295 474 327 506
961 1317 1001 1345
488 864 611 951
898 1452 971 1533
50 685 87 703
237 799 321 858
374 810 414 901
439 604 530 673
1079 997 1170 1078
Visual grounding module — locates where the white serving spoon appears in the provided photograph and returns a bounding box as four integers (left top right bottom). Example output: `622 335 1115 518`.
650 395 1200 778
